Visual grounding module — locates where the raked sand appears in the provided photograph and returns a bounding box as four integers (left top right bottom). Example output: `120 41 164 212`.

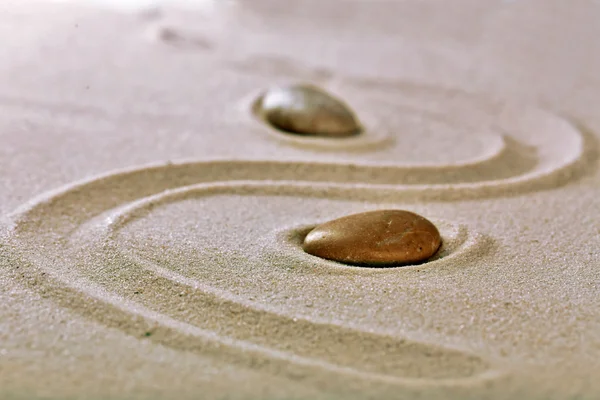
1 1 599 399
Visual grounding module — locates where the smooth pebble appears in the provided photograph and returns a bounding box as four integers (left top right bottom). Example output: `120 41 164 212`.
303 210 442 266
257 84 361 137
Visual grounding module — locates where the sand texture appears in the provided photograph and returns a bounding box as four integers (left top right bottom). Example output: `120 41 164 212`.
1 0 600 399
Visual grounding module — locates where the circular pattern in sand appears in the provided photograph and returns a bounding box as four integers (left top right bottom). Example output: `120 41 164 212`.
3 98 593 386
238 82 593 195
0 22 595 384
6 178 498 388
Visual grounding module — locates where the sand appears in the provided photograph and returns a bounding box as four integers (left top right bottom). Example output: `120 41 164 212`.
0 0 599 399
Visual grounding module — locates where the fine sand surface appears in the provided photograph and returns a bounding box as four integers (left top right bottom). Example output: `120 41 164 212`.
1 0 600 399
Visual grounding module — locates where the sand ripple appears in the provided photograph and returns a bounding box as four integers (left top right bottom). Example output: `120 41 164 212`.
1 56 596 388
5 182 499 387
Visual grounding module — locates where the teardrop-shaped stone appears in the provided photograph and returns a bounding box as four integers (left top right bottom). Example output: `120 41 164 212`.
303 210 442 266
256 84 361 137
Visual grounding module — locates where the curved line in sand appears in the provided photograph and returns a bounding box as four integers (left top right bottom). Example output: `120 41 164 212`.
8 119 592 234
120 251 502 386
7 181 502 387
3 99 595 388
6 246 505 389
244 88 396 151
271 222 493 276
96 182 492 271
242 85 508 158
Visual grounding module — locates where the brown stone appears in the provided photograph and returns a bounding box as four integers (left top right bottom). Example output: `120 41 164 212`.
303 210 442 266
256 84 361 137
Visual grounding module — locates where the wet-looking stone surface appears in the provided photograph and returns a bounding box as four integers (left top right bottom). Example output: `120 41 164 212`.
303 210 442 266
255 84 361 137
